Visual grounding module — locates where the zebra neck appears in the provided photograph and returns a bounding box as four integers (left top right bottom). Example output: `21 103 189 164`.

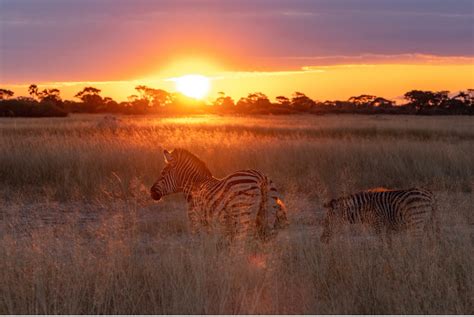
182 175 216 196
344 193 370 222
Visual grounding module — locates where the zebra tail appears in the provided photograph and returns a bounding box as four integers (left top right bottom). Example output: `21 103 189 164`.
257 176 277 239
275 196 289 229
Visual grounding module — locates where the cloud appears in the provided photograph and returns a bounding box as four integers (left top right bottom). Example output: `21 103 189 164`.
1 0 473 83
289 54 474 68
207 69 326 81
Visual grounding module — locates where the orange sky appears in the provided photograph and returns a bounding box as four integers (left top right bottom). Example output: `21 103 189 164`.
1 1 473 103
4 60 474 103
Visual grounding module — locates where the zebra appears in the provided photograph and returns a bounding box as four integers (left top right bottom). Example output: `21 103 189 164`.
320 187 439 243
150 149 288 240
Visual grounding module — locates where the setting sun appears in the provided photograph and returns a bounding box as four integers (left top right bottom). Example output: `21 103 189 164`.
173 74 211 99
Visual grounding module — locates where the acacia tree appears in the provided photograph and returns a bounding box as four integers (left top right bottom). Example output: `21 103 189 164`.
291 92 315 112
0 88 14 100
40 88 61 104
348 94 377 106
28 84 39 100
275 95 290 106
213 92 235 108
135 85 172 109
453 90 474 107
404 90 449 110
468 89 474 106
236 92 271 113
74 87 104 112
371 97 394 108
75 87 101 99
28 84 61 103
135 85 153 105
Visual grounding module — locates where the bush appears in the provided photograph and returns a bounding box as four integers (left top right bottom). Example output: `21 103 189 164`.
0 99 68 117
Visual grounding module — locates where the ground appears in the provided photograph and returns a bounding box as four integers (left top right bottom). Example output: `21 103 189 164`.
0 114 473 314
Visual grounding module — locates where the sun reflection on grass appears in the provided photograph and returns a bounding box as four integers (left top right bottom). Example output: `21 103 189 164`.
159 115 221 125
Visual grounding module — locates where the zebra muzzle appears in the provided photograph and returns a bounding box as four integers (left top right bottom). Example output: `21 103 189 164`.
150 188 162 201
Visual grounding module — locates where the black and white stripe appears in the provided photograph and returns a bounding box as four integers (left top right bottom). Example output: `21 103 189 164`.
150 149 288 239
320 187 438 242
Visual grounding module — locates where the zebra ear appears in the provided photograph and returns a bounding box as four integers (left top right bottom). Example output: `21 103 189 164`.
163 149 173 164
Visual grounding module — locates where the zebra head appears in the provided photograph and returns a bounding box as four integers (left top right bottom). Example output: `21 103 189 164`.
150 149 212 201
150 150 180 201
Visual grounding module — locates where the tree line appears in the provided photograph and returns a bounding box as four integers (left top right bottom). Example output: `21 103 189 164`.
0 84 473 117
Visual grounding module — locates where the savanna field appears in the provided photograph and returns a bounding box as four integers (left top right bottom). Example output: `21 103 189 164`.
0 114 473 314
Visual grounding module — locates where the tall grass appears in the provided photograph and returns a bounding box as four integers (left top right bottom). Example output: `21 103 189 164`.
0 114 472 200
0 209 472 314
0 114 473 313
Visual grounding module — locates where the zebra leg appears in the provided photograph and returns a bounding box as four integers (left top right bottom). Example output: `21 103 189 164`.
373 218 387 244
186 197 202 235
406 213 427 241
384 225 395 247
373 218 383 235
187 208 201 234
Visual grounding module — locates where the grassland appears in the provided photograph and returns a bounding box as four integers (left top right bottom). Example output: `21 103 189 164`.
0 114 473 314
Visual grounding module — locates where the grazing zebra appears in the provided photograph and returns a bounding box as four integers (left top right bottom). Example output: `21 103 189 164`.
150 149 288 240
320 187 438 243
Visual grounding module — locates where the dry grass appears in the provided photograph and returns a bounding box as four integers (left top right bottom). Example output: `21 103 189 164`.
0 114 473 314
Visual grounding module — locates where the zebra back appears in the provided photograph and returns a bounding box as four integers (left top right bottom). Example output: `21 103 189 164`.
321 187 436 242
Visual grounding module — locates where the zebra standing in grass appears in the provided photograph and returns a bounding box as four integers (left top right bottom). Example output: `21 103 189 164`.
320 187 439 243
150 149 288 240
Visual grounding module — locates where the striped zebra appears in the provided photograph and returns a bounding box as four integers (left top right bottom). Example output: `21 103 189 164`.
150 149 288 240
320 187 438 243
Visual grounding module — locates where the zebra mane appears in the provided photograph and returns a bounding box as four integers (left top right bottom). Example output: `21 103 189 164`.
171 149 212 177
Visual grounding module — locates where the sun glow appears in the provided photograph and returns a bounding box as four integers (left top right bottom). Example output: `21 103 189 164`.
173 74 211 99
